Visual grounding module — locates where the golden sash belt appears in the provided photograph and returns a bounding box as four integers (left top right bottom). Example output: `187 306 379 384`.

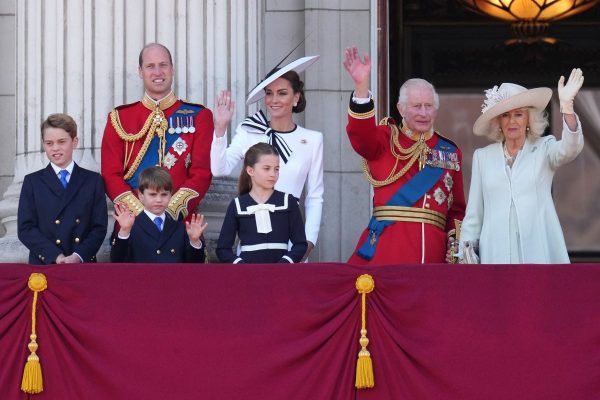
372 206 446 230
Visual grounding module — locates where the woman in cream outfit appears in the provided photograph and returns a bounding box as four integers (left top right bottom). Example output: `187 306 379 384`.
211 56 323 261
459 68 584 264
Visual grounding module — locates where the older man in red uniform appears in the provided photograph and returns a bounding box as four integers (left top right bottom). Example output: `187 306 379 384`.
343 46 466 265
101 43 213 222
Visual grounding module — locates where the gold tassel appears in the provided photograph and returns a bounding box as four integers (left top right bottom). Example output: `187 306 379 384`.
355 274 375 389
21 273 47 394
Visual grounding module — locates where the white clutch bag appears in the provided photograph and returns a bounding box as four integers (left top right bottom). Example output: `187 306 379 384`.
459 241 480 264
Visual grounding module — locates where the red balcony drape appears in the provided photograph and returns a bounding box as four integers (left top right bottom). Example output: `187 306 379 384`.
1 263 598 399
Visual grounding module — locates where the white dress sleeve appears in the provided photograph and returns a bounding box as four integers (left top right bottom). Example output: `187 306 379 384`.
210 124 251 176
546 114 584 171
459 149 484 251
303 131 324 244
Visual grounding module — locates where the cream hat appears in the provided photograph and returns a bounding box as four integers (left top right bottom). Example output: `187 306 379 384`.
473 83 552 138
246 55 320 105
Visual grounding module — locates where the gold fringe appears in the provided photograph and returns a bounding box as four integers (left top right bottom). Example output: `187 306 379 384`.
21 273 47 394
355 274 375 389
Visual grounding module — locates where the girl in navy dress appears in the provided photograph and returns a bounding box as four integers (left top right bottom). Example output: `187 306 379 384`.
217 143 308 263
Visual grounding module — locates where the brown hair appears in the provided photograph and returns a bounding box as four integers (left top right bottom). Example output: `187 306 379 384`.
138 166 173 193
279 70 306 113
41 113 77 139
138 43 173 68
238 143 279 195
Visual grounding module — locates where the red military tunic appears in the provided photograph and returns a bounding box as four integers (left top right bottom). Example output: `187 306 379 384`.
101 92 213 220
346 97 466 265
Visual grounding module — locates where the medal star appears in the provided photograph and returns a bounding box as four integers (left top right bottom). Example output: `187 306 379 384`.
171 137 189 156
444 172 453 191
163 153 177 169
434 187 447 205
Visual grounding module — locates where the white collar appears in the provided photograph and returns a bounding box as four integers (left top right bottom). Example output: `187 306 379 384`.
50 161 75 175
143 209 166 222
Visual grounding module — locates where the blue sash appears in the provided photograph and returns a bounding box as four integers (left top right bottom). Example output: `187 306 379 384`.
126 103 203 189
357 136 456 260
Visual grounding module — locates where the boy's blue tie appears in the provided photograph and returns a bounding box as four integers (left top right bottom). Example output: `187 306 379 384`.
153 216 163 232
59 170 69 188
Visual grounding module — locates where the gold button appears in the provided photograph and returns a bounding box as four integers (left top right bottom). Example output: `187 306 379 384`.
170 249 175 254
426 195 431 199
74 237 80 243
41 256 45 261
156 250 161 255
75 218 80 224
425 203 430 208
55 219 60 225
56 239 61 245
38 254 42 259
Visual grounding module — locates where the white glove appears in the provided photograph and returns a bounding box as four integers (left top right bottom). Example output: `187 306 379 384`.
558 68 584 114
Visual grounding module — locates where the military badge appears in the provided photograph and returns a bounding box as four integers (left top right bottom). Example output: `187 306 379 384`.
163 153 177 169
172 137 189 156
434 187 447 205
444 172 453 191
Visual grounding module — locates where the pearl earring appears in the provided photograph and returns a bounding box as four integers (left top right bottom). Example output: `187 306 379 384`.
526 126 530 132
293 102 297 107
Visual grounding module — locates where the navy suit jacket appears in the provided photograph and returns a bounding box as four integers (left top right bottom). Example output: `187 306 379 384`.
110 213 205 263
18 163 108 264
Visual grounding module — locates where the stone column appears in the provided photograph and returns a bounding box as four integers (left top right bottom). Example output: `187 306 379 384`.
0 0 262 262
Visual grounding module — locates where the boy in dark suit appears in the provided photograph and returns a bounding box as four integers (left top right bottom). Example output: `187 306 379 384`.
18 113 108 264
110 166 207 263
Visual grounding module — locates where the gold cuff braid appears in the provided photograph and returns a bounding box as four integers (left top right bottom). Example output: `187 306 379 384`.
114 192 144 216
166 188 199 220
349 107 375 120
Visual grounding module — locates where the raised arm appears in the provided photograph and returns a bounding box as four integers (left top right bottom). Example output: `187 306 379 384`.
343 46 371 98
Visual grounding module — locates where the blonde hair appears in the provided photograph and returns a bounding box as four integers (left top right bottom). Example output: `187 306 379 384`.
488 108 549 142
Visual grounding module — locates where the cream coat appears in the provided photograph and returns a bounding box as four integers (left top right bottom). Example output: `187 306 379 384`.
460 117 584 264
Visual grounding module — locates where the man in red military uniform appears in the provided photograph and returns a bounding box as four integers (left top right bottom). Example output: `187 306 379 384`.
101 43 213 223
343 46 466 264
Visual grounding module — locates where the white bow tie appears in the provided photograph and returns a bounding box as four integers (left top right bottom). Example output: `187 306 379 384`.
246 203 276 233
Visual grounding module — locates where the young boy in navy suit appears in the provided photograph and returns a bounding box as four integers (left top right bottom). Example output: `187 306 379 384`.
18 113 108 264
110 166 207 263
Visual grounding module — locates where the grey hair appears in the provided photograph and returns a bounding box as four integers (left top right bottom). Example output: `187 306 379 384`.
397 78 440 110
488 108 549 142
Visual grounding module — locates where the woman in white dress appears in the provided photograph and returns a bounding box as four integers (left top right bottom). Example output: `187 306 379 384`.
459 68 584 264
211 56 324 261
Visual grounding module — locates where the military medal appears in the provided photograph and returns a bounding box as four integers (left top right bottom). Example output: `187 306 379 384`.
175 118 182 134
188 116 196 133
182 116 189 133
168 117 175 134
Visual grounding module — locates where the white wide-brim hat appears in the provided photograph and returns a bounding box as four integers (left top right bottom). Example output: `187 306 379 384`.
246 55 320 105
473 83 552 137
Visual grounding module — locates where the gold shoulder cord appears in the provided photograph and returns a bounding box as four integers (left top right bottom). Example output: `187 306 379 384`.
110 108 168 181
362 122 430 187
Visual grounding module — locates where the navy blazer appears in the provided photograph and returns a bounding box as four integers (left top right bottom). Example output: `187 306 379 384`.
110 212 205 263
18 163 108 264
